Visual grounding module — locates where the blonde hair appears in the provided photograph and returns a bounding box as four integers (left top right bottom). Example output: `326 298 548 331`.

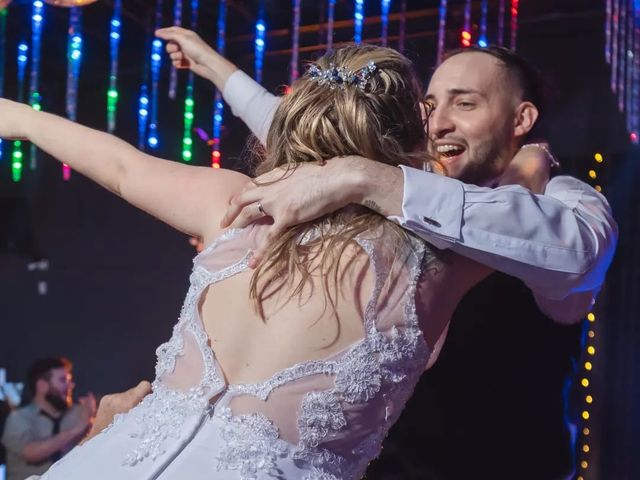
250 44 429 319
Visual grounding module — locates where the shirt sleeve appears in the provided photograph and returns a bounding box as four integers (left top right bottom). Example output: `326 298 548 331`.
391 167 618 321
1 411 34 455
222 69 281 146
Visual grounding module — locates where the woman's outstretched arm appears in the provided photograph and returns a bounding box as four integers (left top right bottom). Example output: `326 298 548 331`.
0 99 248 242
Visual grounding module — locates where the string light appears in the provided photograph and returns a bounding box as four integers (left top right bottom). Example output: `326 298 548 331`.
64 7 83 181
107 0 122 133
398 0 406 52
436 0 448 64
510 0 519 50
12 42 28 182
380 0 391 47
498 0 506 46
147 0 164 150
181 0 198 162
290 0 301 83
605 0 640 142
29 0 45 170
478 0 488 47
576 152 608 479
137 84 149 149
0 7 7 162
254 1 266 83
168 0 183 99
461 0 471 47
211 0 226 168
354 0 364 45
326 0 336 51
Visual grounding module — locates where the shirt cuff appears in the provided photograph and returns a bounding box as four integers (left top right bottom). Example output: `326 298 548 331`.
388 166 465 249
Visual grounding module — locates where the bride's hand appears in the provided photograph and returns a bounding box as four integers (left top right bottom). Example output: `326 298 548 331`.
0 98 33 140
155 27 216 79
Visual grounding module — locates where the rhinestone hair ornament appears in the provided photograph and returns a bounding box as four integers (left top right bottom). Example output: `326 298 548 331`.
306 60 378 91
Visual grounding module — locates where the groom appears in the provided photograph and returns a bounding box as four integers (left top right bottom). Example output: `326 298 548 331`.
91 29 617 479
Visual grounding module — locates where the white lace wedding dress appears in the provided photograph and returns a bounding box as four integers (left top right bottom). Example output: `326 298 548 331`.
36 220 436 480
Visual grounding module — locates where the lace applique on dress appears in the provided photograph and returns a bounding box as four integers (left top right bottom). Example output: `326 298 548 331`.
123 384 208 465
215 407 288 480
298 390 347 448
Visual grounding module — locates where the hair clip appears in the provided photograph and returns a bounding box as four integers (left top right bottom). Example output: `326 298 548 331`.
306 60 378 91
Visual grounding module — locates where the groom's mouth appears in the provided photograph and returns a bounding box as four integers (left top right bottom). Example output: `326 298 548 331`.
435 143 466 166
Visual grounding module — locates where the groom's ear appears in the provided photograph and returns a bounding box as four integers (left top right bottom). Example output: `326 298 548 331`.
513 101 539 139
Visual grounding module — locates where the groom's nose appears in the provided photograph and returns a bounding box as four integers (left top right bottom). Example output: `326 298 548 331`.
428 106 455 139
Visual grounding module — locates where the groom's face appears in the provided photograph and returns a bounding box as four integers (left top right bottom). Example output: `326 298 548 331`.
425 51 520 186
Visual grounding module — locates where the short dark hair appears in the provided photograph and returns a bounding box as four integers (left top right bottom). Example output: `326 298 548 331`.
442 45 548 119
26 357 72 396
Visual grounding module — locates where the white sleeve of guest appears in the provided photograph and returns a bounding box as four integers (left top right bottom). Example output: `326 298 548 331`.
390 167 618 322
222 69 281 145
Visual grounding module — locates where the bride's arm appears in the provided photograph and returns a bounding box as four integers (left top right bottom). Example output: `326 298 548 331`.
1 99 248 241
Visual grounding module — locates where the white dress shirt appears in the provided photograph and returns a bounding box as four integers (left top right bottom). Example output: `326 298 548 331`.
223 69 619 323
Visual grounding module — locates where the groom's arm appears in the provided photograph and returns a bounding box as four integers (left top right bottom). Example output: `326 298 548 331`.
215 65 618 324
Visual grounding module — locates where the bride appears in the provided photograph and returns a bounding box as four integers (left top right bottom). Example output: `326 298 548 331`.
0 44 538 479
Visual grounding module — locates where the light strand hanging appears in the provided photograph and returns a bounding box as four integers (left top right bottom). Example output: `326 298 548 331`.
12 42 28 182
138 84 149 149
606 0 613 64
354 0 364 45
612 0 620 92
380 0 391 47
290 0 301 84
398 0 406 52
510 0 519 50
631 1 639 143
327 0 336 51
497 0 505 46
107 0 122 133
624 0 633 118
605 0 640 144
617 0 628 112
254 0 266 83
168 0 183 99
478 0 488 47
63 7 83 181
0 7 7 162
28 0 44 171
461 0 471 47
147 0 164 149
211 0 226 168
436 0 447 64
181 0 198 162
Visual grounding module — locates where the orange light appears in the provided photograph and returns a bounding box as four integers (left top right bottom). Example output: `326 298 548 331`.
581 378 589 387
583 444 590 453
583 427 590 435
594 153 603 162
212 163 221 169
212 150 221 158
284 85 293 95
588 169 597 179
462 31 471 40
586 395 593 404
582 411 590 420
584 361 593 371
587 313 595 322
588 330 595 338
595 185 602 192
581 460 588 469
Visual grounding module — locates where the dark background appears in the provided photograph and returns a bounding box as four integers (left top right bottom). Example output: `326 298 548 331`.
0 0 638 478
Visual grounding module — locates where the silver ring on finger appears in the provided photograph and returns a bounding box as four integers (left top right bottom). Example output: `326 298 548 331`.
257 202 268 216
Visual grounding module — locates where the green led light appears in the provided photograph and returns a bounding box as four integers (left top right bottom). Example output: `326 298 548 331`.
184 138 193 146
14 151 22 159
32 104 41 111
108 89 118 99
182 150 192 160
